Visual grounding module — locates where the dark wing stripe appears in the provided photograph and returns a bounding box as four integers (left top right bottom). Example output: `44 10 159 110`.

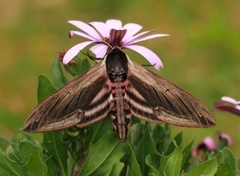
126 61 216 127
23 63 112 132
77 102 111 127
125 84 154 115
165 90 194 118
86 85 111 110
125 83 162 123
125 89 150 107
126 97 154 116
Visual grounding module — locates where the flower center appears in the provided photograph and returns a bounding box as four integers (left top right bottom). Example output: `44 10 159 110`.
108 29 127 48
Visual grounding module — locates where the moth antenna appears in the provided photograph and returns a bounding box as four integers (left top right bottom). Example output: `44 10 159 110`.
81 51 103 61
141 63 156 67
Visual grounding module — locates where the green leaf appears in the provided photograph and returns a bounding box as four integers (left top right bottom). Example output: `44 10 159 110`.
166 132 183 155
6 138 22 167
127 144 142 176
216 163 234 176
0 149 26 176
110 163 125 176
220 147 236 172
19 141 47 176
133 123 160 175
159 154 169 174
37 75 56 103
185 157 218 176
0 138 9 151
182 140 194 171
165 141 183 176
151 124 171 154
0 167 12 176
88 116 113 144
43 131 68 176
51 57 68 88
19 140 38 163
79 131 127 176
65 57 91 76
145 155 160 176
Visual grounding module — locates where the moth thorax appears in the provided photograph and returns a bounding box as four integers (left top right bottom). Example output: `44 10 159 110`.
106 48 128 82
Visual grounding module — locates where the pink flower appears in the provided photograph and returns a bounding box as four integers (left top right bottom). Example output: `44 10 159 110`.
220 132 233 146
63 19 169 70
215 96 240 116
192 136 217 157
192 132 232 161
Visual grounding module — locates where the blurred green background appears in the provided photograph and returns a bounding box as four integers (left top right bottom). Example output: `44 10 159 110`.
0 0 239 156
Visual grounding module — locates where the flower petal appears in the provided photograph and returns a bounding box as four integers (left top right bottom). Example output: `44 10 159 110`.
215 102 240 115
128 34 170 45
203 137 217 151
90 44 108 58
125 45 163 70
122 23 142 41
68 20 102 41
220 133 232 146
124 29 169 45
123 30 154 44
192 136 217 157
70 31 98 41
221 96 239 105
221 96 240 110
63 41 94 64
106 19 122 29
89 21 110 38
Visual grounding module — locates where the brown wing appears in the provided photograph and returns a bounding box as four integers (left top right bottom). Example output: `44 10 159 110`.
23 62 112 132
125 61 216 127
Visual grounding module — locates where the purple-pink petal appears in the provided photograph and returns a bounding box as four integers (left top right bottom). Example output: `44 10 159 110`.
215 102 240 116
106 19 122 29
123 30 155 44
69 31 98 41
221 96 240 110
89 21 110 38
89 44 108 58
192 136 216 157
68 20 102 41
203 137 217 151
221 96 239 104
63 41 94 64
128 34 170 45
125 45 163 70
220 133 232 146
122 23 142 41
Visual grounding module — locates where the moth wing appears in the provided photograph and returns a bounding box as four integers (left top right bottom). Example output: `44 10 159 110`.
126 62 216 127
23 62 112 132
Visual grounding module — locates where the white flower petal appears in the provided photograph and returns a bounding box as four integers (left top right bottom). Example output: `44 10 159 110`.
221 96 239 105
106 19 122 29
222 96 240 110
89 21 110 38
63 41 94 64
125 45 163 70
70 31 98 41
90 44 108 58
123 30 152 44
122 23 142 42
68 20 102 41
236 105 240 110
127 34 170 45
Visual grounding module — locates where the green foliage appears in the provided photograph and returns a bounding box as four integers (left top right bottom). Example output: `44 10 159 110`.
0 57 238 175
0 134 47 176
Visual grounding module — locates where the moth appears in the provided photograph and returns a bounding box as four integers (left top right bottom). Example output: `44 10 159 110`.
23 47 216 141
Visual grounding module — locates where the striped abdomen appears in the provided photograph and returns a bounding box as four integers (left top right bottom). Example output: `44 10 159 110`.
106 48 131 141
